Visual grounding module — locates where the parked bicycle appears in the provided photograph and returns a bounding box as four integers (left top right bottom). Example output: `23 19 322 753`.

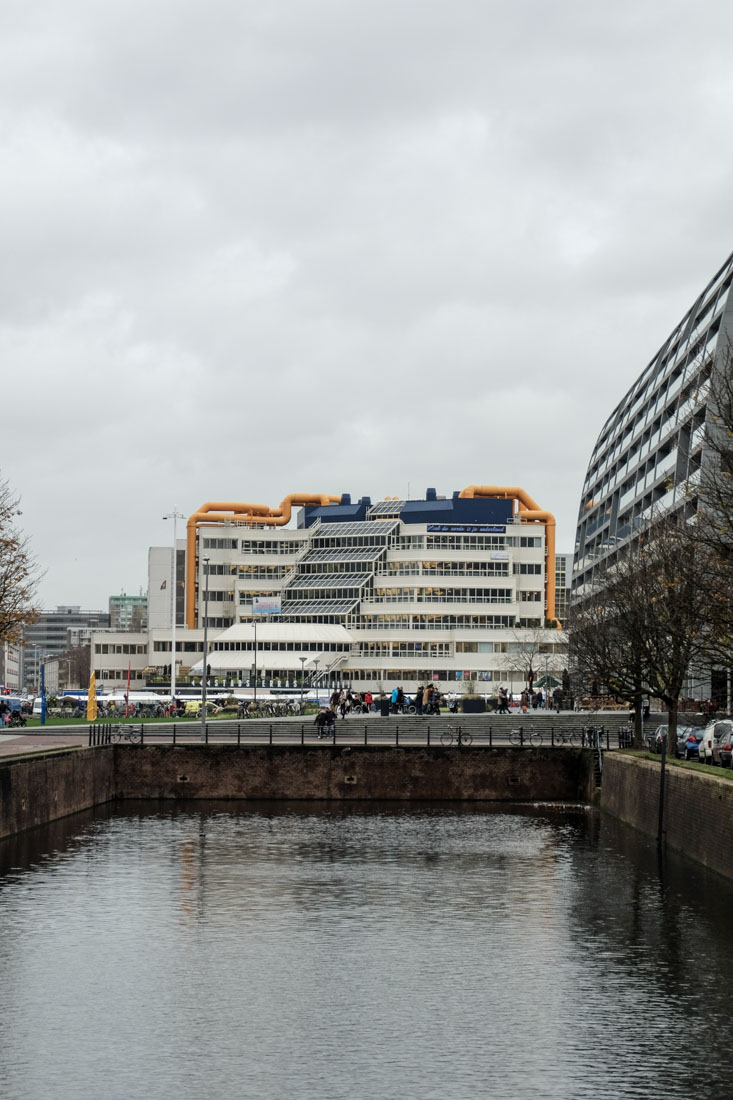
554 729 579 747
509 726 544 747
440 725 472 747
109 724 142 744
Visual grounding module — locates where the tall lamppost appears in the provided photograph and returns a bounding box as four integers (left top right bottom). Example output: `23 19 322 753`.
60 658 73 692
253 619 258 704
163 509 185 705
200 556 210 741
312 659 320 699
40 654 47 726
299 656 307 710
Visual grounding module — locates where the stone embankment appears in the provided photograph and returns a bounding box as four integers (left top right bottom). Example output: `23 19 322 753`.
601 753 733 880
0 742 597 840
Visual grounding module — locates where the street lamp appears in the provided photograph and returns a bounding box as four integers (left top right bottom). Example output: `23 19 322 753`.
40 654 47 726
200 556 210 741
312 659 320 698
299 656 307 710
253 619 258 703
163 509 185 706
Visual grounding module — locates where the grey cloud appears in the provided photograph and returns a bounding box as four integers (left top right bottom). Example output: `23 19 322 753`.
3 0 733 604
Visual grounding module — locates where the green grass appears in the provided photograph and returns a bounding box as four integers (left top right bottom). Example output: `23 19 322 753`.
621 748 733 779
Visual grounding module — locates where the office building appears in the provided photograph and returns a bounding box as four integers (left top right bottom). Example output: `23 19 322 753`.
92 486 565 695
109 592 148 632
573 250 733 598
23 606 110 689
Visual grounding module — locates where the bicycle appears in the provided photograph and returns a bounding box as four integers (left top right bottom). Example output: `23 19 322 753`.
509 726 544 747
555 729 579 747
440 725 472 747
109 724 142 744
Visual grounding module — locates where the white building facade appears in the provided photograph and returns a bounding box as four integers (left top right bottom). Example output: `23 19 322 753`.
92 486 566 695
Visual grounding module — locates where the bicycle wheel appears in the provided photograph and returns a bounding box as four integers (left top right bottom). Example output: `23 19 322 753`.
509 729 522 746
529 730 544 747
109 726 123 744
460 731 472 747
567 731 578 747
440 731 454 747
126 727 141 744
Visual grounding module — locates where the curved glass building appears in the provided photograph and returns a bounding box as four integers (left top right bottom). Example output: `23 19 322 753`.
572 250 733 599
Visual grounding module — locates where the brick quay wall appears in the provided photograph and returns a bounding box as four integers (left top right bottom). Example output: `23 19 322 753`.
0 749 116 841
601 753 733 879
0 744 596 840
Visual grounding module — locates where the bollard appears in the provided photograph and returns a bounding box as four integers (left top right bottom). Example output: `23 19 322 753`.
300 723 304 746
427 726 431 747
269 724 273 745
173 723 177 746
237 722 241 746
364 724 368 746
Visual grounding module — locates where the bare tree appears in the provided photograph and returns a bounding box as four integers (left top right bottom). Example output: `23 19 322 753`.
510 628 565 695
0 476 41 643
569 513 715 754
692 340 733 656
567 588 646 746
59 645 91 688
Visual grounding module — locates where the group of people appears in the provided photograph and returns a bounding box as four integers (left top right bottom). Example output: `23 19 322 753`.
329 688 374 717
516 686 568 713
391 685 442 714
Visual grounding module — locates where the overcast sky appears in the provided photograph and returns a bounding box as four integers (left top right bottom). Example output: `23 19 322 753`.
3 0 733 610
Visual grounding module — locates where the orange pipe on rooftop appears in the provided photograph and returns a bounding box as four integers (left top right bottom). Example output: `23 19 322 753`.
459 486 558 625
185 494 341 627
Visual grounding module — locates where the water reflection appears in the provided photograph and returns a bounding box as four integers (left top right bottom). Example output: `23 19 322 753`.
0 802 731 1100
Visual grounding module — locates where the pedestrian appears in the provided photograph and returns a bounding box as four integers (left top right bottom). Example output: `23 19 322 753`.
415 686 424 715
497 687 509 714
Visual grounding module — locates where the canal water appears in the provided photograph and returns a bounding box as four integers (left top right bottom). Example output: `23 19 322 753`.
0 801 731 1100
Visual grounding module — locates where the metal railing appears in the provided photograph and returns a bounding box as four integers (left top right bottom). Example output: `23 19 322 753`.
86 721 615 750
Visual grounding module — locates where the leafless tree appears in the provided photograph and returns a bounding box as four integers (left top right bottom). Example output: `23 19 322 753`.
569 513 716 754
59 645 91 688
0 476 42 644
510 628 565 695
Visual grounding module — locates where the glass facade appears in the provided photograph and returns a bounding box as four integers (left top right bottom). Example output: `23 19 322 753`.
573 251 733 599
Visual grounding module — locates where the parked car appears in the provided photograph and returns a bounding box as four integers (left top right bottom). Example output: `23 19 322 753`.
646 725 698 757
677 727 701 760
698 722 720 765
646 725 667 753
711 720 733 767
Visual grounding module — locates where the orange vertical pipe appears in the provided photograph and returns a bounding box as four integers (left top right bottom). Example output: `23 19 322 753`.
459 486 558 625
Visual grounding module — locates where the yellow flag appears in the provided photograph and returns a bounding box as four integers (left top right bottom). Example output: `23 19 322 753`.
87 671 98 721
